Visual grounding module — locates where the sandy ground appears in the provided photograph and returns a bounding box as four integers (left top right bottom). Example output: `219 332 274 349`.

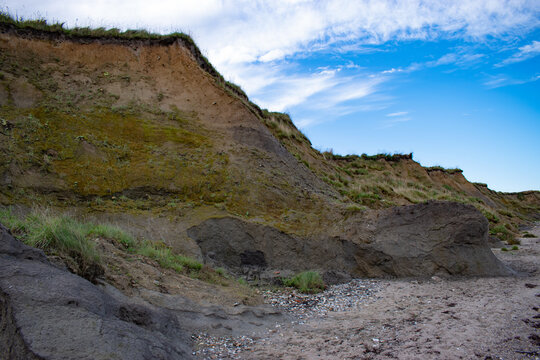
234 226 540 360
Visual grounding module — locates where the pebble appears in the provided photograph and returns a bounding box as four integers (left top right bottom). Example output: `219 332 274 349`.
261 279 382 320
193 279 382 359
192 333 255 359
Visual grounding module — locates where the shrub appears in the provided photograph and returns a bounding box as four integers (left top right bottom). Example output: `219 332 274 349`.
283 271 325 293
523 232 536 238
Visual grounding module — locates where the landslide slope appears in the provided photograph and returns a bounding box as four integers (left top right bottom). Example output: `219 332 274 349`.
0 16 538 255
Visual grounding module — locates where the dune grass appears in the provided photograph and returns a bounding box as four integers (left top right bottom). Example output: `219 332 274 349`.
0 207 203 279
283 271 326 293
0 208 101 263
137 241 203 272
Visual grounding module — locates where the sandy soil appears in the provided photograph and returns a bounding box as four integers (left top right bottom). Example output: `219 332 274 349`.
236 226 540 360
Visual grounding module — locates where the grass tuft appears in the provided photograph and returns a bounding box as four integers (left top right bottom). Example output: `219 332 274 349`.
283 271 326 294
0 207 203 280
0 208 102 281
136 241 202 273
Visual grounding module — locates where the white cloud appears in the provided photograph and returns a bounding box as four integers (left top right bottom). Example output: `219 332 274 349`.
323 76 386 105
483 73 540 88
380 49 487 75
387 111 408 117
251 69 340 111
382 111 411 128
497 40 540 66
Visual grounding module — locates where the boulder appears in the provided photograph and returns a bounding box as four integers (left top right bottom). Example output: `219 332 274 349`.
361 201 513 277
187 217 358 280
0 223 193 360
188 201 512 279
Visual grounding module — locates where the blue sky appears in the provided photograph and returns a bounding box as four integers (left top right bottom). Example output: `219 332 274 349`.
2 0 539 192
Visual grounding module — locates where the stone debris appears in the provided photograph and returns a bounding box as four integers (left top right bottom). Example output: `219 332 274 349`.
194 279 382 359
261 279 382 321
192 334 255 359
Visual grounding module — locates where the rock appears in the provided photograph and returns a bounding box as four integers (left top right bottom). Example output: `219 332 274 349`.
188 201 512 278
187 217 358 277
322 270 352 285
0 223 193 360
368 201 513 277
487 235 505 248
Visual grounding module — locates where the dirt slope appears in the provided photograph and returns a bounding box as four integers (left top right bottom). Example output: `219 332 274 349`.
0 18 538 256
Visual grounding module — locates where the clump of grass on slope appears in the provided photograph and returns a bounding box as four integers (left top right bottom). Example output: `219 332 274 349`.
137 241 202 272
283 271 326 294
0 207 203 280
490 224 519 245
0 208 102 281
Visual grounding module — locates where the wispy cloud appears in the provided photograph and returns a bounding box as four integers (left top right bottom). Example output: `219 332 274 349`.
249 66 388 114
381 117 412 128
382 49 487 75
387 111 408 117
381 111 411 128
497 40 540 66
251 69 341 111
483 73 540 88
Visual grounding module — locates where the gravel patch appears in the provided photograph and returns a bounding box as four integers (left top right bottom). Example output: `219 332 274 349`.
262 279 382 321
194 279 383 359
192 334 256 359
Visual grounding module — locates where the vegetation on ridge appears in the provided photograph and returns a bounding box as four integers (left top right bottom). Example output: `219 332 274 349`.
0 207 206 282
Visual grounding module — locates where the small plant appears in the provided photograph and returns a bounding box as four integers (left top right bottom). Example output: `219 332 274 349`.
283 271 325 294
489 224 515 243
522 232 536 238
501 247 508 252
137 241 202 273
345 205 365 213
511 245 519 251
482 210 500 223
88 223 135 249
506 237 521 245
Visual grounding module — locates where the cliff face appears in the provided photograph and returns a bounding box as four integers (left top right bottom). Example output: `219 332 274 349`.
0 23 340 236
0 20 538 247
